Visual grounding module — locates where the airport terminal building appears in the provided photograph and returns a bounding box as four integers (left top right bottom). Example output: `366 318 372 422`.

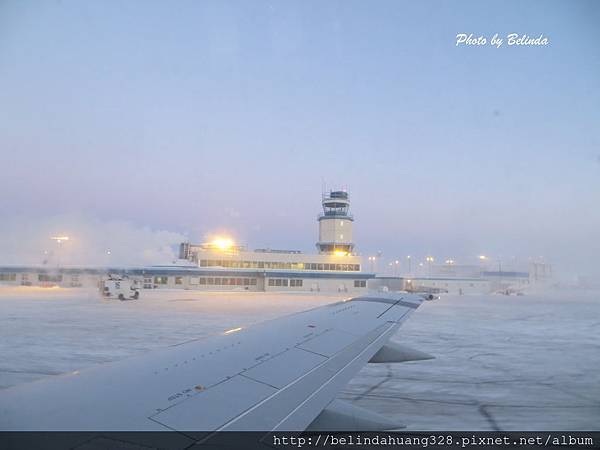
0 190 549 295
174 190 369 292
0 191 373 293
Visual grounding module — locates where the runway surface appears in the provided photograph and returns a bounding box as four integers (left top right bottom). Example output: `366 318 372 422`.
0 286 598 430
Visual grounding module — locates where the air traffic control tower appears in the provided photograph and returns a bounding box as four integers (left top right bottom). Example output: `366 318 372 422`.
317 190 355 255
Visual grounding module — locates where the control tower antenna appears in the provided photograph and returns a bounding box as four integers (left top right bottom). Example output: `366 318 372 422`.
316 188 355 255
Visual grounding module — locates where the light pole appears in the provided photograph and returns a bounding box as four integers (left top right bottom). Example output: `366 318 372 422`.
394 260 399 277
426 256 434 276
50 236 70 267
478 255 489 275
498 258 503 287
368 256 376 272
407 255 412 274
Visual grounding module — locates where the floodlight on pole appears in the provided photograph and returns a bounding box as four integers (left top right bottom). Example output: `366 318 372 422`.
51 236 70 244
50 235 70 268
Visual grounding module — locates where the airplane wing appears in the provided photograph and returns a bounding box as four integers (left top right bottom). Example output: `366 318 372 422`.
0 293 430 434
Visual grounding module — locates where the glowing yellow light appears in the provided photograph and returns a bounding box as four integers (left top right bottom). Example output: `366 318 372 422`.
445 259 455 265
224 327 242 334
211 237 234 250
51 236 70 243
479 255 487 260
334 250 348 256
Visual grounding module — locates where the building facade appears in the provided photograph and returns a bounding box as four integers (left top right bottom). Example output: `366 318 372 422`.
0 190 373 293
370 276 491 295
0 265 372 293
175 189 370 293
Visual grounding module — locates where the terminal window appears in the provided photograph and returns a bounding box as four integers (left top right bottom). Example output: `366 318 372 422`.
198 277 257 286
154 276 168 284
38 274 62 282
199 259 360 272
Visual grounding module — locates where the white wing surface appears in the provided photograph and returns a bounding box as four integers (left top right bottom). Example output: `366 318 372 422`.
0 293 425 432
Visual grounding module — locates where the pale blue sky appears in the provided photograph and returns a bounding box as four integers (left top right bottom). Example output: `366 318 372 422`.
1 1 598 274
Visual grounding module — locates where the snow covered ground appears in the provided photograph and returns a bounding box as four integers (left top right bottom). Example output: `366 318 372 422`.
343 289 600 431
0 286 598 430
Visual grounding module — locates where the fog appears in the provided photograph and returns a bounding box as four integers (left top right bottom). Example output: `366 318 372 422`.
0 214 185 267
0 1 599 280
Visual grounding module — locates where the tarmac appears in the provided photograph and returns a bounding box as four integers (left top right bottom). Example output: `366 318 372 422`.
0 286 598 430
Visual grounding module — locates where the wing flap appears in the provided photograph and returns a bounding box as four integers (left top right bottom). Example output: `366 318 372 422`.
296 329 358 357
243 348 327 389
150 375 276 431
219 322 396 431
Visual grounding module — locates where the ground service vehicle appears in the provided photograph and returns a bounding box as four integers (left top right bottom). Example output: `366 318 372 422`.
100 275 140 301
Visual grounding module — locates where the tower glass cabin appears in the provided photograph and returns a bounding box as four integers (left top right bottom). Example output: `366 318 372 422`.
316 190 355 255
